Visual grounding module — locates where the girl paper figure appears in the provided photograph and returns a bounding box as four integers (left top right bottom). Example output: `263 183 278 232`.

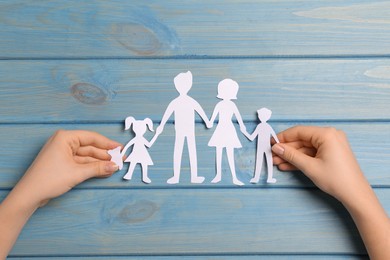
121 117 157 184
207 79 247 186
244 108 280 184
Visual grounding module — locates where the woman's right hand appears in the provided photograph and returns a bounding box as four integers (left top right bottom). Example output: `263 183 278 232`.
271 125 390 259
271 126 367 204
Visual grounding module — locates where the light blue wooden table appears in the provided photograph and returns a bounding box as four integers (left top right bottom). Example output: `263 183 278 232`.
1 1 389 258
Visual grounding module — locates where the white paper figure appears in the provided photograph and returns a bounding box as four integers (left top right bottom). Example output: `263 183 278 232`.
108 146 123 170
207 79 246 186
244 108 280 184
156 71 210 184
121 117 158 184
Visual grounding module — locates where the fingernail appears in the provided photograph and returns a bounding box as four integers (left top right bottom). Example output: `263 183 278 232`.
272 144 285 156
105 162 119 172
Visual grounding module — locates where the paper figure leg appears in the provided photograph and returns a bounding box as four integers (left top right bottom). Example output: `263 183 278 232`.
123 162 136 180
167 134 184 184
251 151 264 184
265 151 276 183
226 147 244 186
211 147 223 183
141 163 151 184
187 135 204 184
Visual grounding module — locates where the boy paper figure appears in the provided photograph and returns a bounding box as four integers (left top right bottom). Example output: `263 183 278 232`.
121 117 158 184
156 71 210 184
245 108 279 184
207 79 247 186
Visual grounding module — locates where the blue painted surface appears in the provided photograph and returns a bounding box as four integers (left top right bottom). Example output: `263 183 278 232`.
0 1 388 258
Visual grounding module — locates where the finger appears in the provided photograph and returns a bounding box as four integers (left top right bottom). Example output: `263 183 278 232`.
273 155 285 165
79 161 119 181
272 143 318 173
273 146 316 165
277 162 300 171
68 130 122 150
74 156 100 164
76 146 112 160
279 140 314 149
300 146 317 157
277 125 324 148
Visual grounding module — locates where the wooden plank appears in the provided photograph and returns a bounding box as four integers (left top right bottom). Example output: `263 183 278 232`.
9 256 368 259
1 59 390 122
6 188 385 256
0 122 389 189
1 1 386 259
1 1 390 57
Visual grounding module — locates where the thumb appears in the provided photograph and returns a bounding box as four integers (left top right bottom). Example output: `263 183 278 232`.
272 143 316 173
80 161 119 181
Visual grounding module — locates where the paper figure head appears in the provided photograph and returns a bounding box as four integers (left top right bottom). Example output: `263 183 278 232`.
125 117 154 135
217 79 239 100
257 108 272 122
174 71 193 95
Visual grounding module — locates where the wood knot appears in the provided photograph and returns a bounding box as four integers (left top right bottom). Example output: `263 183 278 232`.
110 7 179 56
112 23 162 55
101 199 158 224
118 200 158 223
71 82 107 105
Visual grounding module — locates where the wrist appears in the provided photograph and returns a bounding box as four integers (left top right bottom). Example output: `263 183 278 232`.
7 170 47 213
339 179 384 222
332 169 371 211
0 187 39 256
3 184 40 217
339 180 390 259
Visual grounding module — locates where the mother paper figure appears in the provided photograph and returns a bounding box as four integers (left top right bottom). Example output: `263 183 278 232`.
207 79 246 186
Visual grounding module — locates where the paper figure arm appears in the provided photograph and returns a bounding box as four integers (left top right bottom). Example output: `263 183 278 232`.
121 139 135 156
244 126 258 141
156 102 174 135
193 100 210 126
207 104 219 128
232 103 247 133
147 133 159 147
270 127 280 143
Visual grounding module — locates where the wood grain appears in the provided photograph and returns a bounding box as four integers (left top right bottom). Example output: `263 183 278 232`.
6 188 385 256
1 59 390 122
1 1 389 258
0 122 389 189
1 1 390 58
11 257 368 260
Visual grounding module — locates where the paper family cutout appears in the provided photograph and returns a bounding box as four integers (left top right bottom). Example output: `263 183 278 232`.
243 108 280 184
207 79 246 186
108 71 279 185
156 71 208 184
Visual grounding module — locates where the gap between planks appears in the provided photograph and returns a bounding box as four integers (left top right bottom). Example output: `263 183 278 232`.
2 54 390 61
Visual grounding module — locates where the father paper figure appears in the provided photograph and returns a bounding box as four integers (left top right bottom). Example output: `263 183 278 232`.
155 71 210 184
